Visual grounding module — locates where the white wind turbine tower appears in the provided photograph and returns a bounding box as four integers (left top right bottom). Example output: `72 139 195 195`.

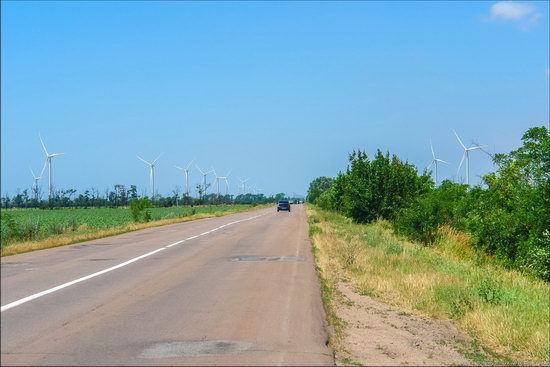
137 153 163 200
454 130 487 187
217 170 232 196
29 167 44 199
428 139 449 186
39 134 64 200
196 165 214 195
238 177 249 195
211 168 222 199
175 159 194 198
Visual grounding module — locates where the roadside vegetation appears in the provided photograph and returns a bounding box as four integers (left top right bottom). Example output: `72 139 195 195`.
307 205 549 364
1 204 267 256
307 126 549 364
308 126 549 282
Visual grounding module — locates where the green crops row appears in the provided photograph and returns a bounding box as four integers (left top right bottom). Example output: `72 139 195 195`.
0 205 250 246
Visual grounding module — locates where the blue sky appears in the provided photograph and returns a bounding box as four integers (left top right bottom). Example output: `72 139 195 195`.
1 1 549 198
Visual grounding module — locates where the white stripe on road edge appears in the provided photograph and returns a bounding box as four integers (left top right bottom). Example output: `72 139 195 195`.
1 213 266 313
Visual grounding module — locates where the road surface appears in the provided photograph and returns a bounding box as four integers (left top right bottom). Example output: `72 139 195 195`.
1 205 333 366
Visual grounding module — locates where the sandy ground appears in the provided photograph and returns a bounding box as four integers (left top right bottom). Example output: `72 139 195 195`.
334 282 473 366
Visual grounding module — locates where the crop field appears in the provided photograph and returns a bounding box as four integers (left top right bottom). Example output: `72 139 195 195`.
0 205 256 251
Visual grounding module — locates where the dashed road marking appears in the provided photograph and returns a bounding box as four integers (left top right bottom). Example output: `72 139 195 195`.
1 212 266 313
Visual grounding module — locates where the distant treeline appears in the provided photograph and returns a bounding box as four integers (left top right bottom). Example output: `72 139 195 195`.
1 184 292 209
307 126 549 281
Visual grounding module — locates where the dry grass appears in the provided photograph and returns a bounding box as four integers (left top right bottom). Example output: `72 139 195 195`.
1 206 267 257
306 205 550 365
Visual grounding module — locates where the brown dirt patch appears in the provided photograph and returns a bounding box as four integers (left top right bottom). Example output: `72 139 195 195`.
335 282 472 366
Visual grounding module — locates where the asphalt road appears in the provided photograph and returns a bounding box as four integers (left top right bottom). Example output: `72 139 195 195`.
1 205 333 366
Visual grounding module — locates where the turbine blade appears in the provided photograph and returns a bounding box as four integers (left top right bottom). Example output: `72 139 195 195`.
195 164 205 175
175 165 184 170
470 145 488 150
430 139 435 159
437 159 450 164
427 160 434 170
226 169 232 178
40 159 48 177
457 153 466 178
137 156 151 165
50 153 64 157
152 153 164 165
39 134 49 156
185 159 195 170
453 130 467 150
30 167 36 179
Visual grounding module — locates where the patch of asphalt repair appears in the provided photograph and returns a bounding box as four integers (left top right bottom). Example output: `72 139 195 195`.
139 340 253 359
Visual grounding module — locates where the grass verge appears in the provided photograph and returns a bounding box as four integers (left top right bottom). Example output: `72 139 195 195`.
1 205 269 256
306 204 549 365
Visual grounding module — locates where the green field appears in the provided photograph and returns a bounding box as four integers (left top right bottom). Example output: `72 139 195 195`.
0 205 257 250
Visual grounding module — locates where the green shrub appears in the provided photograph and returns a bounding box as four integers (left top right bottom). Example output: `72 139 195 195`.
19 218 42 240
1 211 19 244
475 277 503 305
48 222 65 235
433 284 474 319
394 180 468 244
130 197 152 222
385 242 404 255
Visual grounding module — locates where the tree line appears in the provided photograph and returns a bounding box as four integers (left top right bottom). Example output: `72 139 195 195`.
307 126 549 281
2 184 291 209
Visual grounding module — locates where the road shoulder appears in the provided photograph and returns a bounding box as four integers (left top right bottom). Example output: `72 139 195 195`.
334 281 472 366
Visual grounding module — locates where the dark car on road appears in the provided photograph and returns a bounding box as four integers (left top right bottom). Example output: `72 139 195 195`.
277 200 291 212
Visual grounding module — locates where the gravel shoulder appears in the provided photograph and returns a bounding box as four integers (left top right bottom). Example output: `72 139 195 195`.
334 282 472 366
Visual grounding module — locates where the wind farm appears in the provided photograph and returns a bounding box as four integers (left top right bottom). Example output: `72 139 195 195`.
6 128 495 211
2 3 548 366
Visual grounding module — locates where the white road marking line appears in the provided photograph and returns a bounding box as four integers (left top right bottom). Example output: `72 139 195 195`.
166 240 185 248
1 212 267 313
1 248 167 313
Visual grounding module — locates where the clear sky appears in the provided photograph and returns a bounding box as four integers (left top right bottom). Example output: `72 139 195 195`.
1 1 549 198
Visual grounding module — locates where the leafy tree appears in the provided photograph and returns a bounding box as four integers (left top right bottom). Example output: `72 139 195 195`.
342 150 431 223
464 126 549 279
307 176 334 204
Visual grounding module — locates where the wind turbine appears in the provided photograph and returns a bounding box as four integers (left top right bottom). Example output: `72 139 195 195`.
196 165 214 195
454 130 487 187
29 167 44 200
39 134 64 200
30 167 44 190
175 159 194 198
238 177 249 195
137 153 163 200
221 170 232 196
211 168 222 199
428 139 449 186
216 170 232 196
